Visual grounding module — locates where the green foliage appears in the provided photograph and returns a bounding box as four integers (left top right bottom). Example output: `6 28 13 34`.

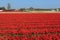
0 7 6 10
20 8 25 11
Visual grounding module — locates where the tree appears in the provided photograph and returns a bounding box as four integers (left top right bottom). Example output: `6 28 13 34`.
19 8 26 11
29 7 34 10
0 7 6 10
2 7 6 10
7 3 11 10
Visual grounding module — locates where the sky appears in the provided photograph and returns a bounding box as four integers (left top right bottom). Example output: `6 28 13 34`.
0 0 60 9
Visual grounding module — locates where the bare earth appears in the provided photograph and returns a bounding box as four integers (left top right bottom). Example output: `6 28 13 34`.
0 12 60 14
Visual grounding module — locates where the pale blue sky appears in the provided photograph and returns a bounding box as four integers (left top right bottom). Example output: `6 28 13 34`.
0 0 60 9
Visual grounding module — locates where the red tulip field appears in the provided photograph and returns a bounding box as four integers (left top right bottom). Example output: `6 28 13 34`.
0 12 60 40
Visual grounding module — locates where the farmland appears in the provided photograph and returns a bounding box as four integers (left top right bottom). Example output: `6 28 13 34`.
0 12 60 40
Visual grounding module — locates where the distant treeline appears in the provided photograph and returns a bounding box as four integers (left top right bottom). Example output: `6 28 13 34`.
0 7 60 12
